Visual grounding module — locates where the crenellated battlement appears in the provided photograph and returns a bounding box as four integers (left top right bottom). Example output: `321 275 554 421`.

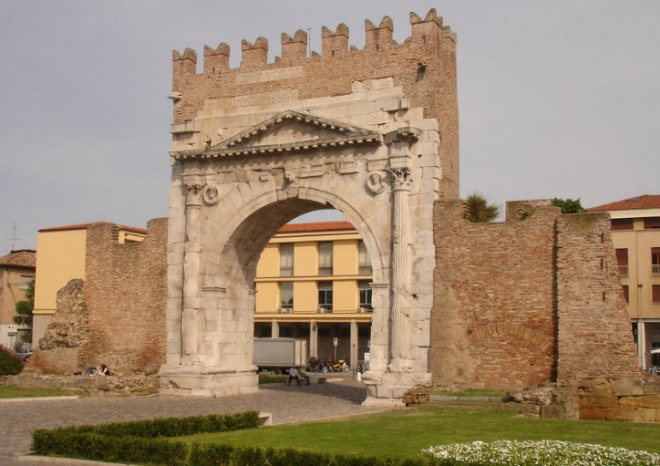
280 30 307 65
172 8 453 79
169 7 459 199
203 43 230 73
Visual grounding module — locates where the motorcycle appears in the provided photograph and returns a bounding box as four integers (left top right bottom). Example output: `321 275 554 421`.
336 358 350 372
306 357 322 372
327 357 350 372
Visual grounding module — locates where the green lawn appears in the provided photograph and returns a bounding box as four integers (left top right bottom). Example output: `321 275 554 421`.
258 373 287 384
0 385 78 399
0 374 282 398
435 388 507 398
181 406 660 460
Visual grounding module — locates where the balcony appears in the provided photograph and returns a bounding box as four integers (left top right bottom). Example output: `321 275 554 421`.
618 265 629 277
653 264 660 275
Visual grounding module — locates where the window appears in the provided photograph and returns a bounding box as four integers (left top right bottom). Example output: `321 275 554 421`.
611 219 633 230
318 281 333 311
644 217 660 229
19 275 32 290
359 281 372 311
280 282 293 310
358 240 371 275
622 285 629 304
654 285 660 304
280 243 293 277
616 249 629 276
318 242 333 276
652 248 660 275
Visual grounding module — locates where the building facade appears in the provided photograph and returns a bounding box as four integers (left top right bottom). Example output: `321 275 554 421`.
254 221 372 369
590 195 660 370
0 249 36 350
33 223 147 343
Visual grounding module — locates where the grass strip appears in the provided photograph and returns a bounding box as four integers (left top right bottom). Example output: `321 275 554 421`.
180 405 660 459
0 385 78 399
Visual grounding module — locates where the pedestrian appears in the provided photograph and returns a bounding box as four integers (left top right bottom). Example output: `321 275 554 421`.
287 366 300 386
298 366 310 385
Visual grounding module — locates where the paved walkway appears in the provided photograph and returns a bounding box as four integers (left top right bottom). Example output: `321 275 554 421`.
1 377 385 466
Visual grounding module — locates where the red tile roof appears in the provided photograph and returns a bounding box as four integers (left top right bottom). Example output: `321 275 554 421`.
589 195 660 212
0 249 36 269
39 222 147 235
278 221 355 233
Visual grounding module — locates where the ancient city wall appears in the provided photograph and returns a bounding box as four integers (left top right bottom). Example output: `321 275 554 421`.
433 200 558 390
432 200 639 393
82 219 168 373
170 9 459 199
556 213 639 381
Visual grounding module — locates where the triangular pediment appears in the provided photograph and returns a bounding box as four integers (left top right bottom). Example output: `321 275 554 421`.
175 110 381 160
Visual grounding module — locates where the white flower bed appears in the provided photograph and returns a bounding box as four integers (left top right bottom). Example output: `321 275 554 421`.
422 440 660 466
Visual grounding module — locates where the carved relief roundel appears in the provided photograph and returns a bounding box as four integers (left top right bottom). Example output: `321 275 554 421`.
366 171 386 195
203 185 220 206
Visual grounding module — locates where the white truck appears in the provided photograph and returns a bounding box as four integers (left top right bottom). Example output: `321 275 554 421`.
253 337 308 374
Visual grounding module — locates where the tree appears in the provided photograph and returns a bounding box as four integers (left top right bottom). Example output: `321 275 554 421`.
13 279 34 343
466 193 500 223
551 198 586 214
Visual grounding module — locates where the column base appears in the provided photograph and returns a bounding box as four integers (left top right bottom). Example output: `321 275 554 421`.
158 365 259 397
361 370 432 407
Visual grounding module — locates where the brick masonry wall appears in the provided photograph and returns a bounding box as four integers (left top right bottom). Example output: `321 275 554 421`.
556 213 639 381
433 200 558 391
172 10 459 199
82 219 168 373
432 200 639 392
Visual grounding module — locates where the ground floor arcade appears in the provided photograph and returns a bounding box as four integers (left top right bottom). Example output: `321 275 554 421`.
254 319 372 371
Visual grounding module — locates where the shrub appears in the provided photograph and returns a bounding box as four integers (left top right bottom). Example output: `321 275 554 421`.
0 346 23 376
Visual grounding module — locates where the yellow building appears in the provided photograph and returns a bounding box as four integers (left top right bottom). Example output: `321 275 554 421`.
254 221 372 369
591 195 660 370
0 249 36 350
33 223 147 343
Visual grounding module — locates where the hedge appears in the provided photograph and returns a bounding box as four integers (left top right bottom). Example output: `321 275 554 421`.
31 411 436 466
0 346 23 376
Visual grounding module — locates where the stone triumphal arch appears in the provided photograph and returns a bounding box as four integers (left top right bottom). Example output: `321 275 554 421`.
160 84 442 403
158 10 458 405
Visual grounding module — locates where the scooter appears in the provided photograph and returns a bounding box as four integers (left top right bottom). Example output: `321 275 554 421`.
336 359 350 372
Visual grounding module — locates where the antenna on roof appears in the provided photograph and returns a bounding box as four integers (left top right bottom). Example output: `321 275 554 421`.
9 222 20 252
307 28 311 56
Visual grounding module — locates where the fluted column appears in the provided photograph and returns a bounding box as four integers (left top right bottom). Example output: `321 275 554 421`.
387 167 412 370
182 182 204 364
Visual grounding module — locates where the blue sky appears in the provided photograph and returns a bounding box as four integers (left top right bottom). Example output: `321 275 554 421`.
1 1 659 252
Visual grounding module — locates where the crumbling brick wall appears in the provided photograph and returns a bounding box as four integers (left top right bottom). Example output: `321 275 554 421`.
432 200 639 391
82 219 168 373
556 213 639 381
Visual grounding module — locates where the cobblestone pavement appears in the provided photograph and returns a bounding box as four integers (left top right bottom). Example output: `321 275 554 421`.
1 377 386 466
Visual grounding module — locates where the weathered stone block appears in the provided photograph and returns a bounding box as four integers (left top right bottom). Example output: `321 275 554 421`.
611 377 645 396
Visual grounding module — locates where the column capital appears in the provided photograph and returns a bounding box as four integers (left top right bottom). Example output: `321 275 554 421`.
387 167 412 191
185 183 206 207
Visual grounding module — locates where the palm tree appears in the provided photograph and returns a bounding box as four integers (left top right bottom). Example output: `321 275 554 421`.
465 193 500 222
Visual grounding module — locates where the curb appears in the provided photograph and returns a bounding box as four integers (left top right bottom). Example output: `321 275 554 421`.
0 396 79 403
